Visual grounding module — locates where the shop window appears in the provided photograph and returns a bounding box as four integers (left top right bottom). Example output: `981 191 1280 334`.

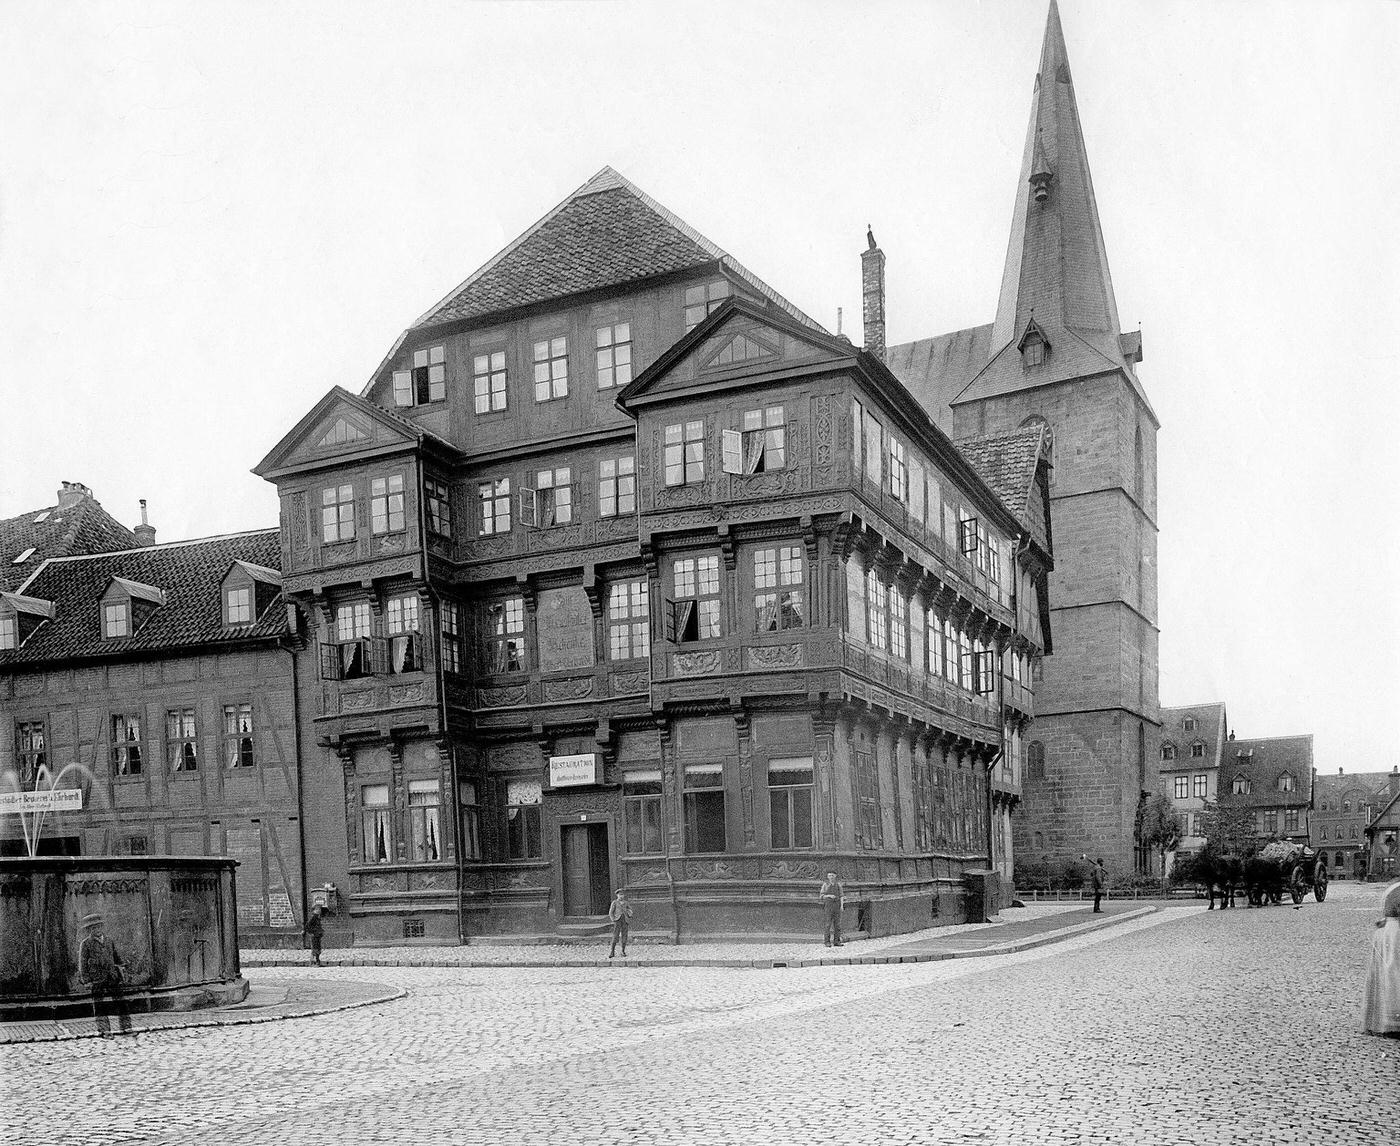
624 770 664 855
669 556 721 642
222 704 254 769
409 780 442 862
506 779 542 860
110 714 142 777
768 758 814 850
753 546 803 631
608 580 650 660
683 764 726 853
166 708 198 773
362 784 392 864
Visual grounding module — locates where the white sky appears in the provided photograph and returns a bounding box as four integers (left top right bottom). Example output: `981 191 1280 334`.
2 0 1397 769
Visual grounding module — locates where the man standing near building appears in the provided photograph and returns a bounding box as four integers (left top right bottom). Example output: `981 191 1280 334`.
79 913 129 1036
304 904 325 967
818 871 844 947
607 889 632 959
1087 856 1108 913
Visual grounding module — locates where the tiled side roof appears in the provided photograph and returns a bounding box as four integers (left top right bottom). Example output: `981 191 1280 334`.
1313 771 1396 803
414 167 823 333
887 325 993 432
0 530 286 665
0 496 138 592
955 425 1048 546
1219 735 1314 809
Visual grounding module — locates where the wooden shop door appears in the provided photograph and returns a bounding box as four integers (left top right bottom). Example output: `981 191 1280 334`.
561 823 611 917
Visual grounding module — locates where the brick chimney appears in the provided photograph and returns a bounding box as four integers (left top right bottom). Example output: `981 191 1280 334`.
1391 765 1400 797
57 481 92 509
861 225 886 362
134 499 157 547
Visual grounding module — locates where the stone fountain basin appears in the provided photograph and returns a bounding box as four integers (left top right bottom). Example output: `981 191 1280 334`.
0 855 249 1022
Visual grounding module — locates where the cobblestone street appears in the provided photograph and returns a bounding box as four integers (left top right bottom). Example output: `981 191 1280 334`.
4 883 1394 1145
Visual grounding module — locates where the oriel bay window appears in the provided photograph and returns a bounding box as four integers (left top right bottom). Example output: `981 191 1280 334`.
424 479 452 539
473 350 507 414
889 590 909 660
855 749 882 848
664 421 705 486
393 345 446 406
624 771 664 855
669 556 720 642
683 764 726 854
166 708 198 772
533 336 569 401
608 580 650 660
888 437 908 501
506 778 543 860
768 758 814 850
322 484 356 544
478 478 511 535
440 601 463 674
865 569 888 651
222 704 254 769
722 406 785 474
598 455 636 517
408 780 442 862
111 715 142 776
486 596 526 673
521 466 572 527
362 784 392 863
327 602 374 680
927 610 947 679
371 474 405 535
754 546 803 632
459 781 482 860
386 594 421 673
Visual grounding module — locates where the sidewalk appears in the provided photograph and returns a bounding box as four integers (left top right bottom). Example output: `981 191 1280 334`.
242 901 1159 971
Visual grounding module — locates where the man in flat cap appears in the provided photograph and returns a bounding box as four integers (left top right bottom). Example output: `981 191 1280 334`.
79 914 129 1036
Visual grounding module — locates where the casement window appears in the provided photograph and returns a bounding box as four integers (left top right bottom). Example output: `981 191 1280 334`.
684 279 730 331
1174 775 1189 800
506 778 543 860
1191 743 1205 759
408 779 442 862
1161 744 1178 761
624 770 664 855
909 457 925 521
754 546 804 632
927 611 946 679
478 479 512 535
598 456 636 517
722 406 785 475
1232 774 1250 796
888 438 908 502
386 594 421 674
1193 774 1208 799
913 761 933 851
440 602 463 675
166 708 199 772
669 556 721 642
683 764 726 853
486 597 526 674
459 781 482 860
110 715 142 777
973 522 991 576
863 409 883 486
664 421 705 486
393 345 446 406
852 398 864 472
362 784 392 864
371 474 406 535
987 534 1002 584
1022 332 1046 367
855 750 882 849
327 602 374 680
973 640 997 695
889 590 909 660
1277 772 1296 793
957 627 973 691
222 704 254 769
595 323 632 389
425 479 452 539
0 615 16 650
608 580 650 660
1263 810 1278 835
532 337 569 401
225 587 252 625
865 569 888 651
472 351 507 414
103 602 130 639
521 466 573 527
322 484 356 544
957 511 979 557
768 757 814 850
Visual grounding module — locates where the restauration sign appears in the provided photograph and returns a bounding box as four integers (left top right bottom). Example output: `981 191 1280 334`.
0 789 84 814
548 754 600 788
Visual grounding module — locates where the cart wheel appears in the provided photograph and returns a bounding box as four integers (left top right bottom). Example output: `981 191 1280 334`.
1288 864 1306 905
1314 867 1329 902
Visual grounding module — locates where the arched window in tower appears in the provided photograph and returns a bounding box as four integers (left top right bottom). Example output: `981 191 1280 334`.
1134 425 1145 503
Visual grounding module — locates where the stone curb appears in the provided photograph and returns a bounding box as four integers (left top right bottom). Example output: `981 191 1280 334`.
241 906 1160 972
0 981 407 1045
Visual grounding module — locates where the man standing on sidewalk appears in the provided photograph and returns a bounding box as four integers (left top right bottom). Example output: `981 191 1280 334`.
1088 856 1108 913
607 889 633 958
818 871 844 947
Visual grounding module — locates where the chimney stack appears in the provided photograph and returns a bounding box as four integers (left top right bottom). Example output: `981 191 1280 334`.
134 499 157 547
57 481 92 509
861 225 886 362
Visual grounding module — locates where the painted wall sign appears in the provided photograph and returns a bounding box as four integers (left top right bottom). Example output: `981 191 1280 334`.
536 587 595 673
0 789 83 814
549 754 600 788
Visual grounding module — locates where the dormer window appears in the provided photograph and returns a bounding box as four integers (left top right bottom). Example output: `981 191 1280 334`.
104 602 130 638
1232 774 1251 796
221 561 281 628
101 576 165 640
0 592 55 649
1190 742 1205 758
1161 743 1177 761
227 588 252 625
1183 717 1197 731
1278 771 1297 793
1017 319 1050 367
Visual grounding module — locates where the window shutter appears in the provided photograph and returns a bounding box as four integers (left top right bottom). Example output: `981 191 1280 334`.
664 599 678 644
319 641 342 681
518 488 538 528
959 516 979 555
721 429 743 474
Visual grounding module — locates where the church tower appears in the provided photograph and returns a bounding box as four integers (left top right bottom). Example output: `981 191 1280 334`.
889 1 1161 873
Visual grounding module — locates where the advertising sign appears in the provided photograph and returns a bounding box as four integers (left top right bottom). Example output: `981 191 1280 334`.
548 754 600 788
0 788 84 814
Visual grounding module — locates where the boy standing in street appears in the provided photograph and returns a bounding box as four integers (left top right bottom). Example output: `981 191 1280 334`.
818 871 844 947
304 904 325 966
607 889 633 958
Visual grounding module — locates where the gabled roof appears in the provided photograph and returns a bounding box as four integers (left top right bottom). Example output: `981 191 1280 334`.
954 425 1051 552
1314 770 1397 808
885 326 993 433
1219 735 1314 809
411 166 824 334
0 530 286 666
254 386 460 480
1367 788 1400 835
1159 702 1229 770
0 488 138 592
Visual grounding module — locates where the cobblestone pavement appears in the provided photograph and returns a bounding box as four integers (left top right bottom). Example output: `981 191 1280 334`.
3 883 1394 1145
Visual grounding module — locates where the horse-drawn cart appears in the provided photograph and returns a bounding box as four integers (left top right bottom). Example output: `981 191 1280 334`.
1244 842 1329 906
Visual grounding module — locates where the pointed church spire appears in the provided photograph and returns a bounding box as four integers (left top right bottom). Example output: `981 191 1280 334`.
987 1 1128 374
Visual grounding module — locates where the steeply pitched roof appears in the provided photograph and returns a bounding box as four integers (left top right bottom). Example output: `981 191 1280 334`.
1313 770 1396 804
954 425 1050 550
1 530 286 666
1159 702 1229 770
886 326 993 431
1219 735 1314 809
0 488 138 592
412 166 824 334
